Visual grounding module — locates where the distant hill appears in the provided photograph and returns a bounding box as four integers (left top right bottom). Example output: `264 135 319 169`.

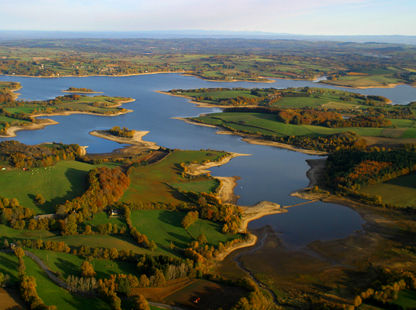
0 30 415 45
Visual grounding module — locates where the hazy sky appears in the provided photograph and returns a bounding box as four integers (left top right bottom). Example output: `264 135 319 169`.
1 0 415 35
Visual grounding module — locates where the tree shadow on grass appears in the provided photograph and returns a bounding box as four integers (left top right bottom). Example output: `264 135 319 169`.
55 258 80 279
386 173 416 189
35 168 90 213
0 254 19 281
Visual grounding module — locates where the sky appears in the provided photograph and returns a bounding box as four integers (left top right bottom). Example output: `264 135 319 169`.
0 0 415 35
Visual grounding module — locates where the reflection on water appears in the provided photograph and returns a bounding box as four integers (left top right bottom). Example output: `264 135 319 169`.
0 73 415 246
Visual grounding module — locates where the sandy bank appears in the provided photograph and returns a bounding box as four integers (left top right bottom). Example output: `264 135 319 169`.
0 118 58 138
239 201 284 232
215 200 284 261
185 152 249 204
89 130 159 151
186 152 250 176
215 176 239 204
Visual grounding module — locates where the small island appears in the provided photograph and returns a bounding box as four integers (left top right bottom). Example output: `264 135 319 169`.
89 127 159 151
62 87 102 93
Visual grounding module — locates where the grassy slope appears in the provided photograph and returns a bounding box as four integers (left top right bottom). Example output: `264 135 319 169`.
194 113 386 137
323 71 402 88
122 150 225 205
23 255 110 310
84 211 126 228
177 88 367 109
193 112 416 139
393 290 416 307
30 249 137 279
360 173 416 207
0 160 119 214
130 210 238 256
0 252 20 284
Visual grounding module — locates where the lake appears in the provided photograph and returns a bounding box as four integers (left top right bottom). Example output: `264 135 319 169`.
1 73 415 248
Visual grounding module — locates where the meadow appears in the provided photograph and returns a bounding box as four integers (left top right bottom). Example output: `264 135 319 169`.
23 255 110 310
192 112 413 138
0 160 120 214
359 173 416 207
30 249 137 279
122 150 226 205
130 210 239 256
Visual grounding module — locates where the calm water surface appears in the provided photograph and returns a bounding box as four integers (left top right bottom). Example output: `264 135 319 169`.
1 73 414 247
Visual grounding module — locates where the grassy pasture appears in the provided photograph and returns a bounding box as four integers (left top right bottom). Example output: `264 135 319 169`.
0 251 20 284
193 112 397 138
0 160 120 214
122 150 225 206
84 211 127 230
360 173 416 207
23 255 110 310
175 87 369 109
50 234 149 255
323 73 402 88
30 249 137 279
130 210 239 256
393 290 416 308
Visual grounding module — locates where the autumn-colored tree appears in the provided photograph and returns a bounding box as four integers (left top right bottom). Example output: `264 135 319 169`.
132 294 150 310
34 193 45 205
181 211 199 229
81 260 96 277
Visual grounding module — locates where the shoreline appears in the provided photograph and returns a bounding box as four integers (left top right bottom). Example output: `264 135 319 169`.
0 98 135 138
0 118 59 138
320 80 408 90
185 152 250 205
157 91 261 108
175 117 327 156
214 201 284 261
89 130 159 151
62 90 103 94
2 72 414 89
184 152 290 261
290 158 384 225
156 91 229 108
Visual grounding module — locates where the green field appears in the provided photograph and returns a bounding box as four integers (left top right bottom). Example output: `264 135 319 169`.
84 211 127 229
0 224 55 239
122 150 225 205
30 249 137 279
193 112 395 137
0 160 120 214
130 210 239 256
0 252 20 284
323 71 403 88
392 290 416 308
50 234 149 254
360 173 416 207
23 255 110 310
174 87 369 109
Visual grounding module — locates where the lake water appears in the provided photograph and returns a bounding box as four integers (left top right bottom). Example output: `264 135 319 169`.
1 73 415 248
